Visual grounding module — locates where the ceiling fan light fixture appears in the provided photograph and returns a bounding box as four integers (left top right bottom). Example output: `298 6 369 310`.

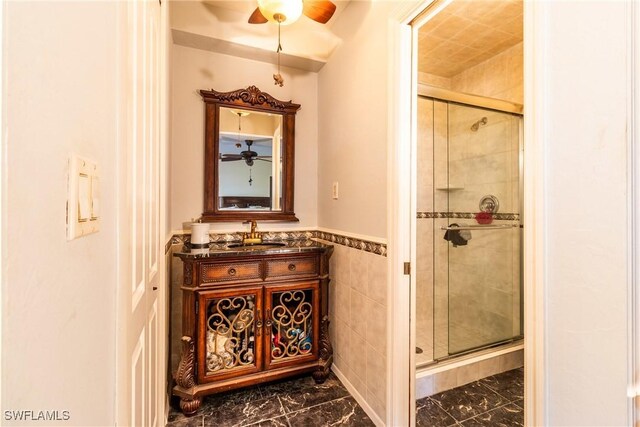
257 0 303 25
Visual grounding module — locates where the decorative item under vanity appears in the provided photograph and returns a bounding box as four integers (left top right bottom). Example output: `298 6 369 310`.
172 239 334 415
200 86 300 222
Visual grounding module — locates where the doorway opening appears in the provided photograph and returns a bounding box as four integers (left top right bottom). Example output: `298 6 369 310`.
410 0 524 423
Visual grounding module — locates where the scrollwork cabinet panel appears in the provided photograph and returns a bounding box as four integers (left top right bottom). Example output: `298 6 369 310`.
264 281 320 370
197 286 264 383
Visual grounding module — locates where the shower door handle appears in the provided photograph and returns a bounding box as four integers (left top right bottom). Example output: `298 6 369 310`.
440 224 518 231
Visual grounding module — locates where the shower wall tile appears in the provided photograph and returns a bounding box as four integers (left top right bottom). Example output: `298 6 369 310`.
417 97 435 213
450 42 523 105
434 101 449 197
418 71 452 89
416 218 434 359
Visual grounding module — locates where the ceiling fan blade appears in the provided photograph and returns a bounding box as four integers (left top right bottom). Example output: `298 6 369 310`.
254 156 272 159
248 7 268 24
256 158 273 163
303 0 336 24
220 154 243 161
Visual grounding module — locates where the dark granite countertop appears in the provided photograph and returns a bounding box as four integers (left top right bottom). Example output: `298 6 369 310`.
173 239 333 259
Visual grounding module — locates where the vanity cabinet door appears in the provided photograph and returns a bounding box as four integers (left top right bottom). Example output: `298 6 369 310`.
197 286 263 383
263 281 320 370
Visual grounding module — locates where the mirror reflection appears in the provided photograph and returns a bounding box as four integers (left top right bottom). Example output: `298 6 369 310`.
218 107 283 211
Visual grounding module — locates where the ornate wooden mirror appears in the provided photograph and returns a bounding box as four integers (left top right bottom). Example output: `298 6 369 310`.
200 86 301 222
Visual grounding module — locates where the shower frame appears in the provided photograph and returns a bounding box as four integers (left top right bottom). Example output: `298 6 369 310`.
416 83 525 368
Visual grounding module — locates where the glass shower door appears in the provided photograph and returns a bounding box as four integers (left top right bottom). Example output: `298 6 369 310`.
435 102 522 357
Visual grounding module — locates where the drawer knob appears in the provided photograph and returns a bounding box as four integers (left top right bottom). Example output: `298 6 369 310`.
288 263 296 271
228 268 237 276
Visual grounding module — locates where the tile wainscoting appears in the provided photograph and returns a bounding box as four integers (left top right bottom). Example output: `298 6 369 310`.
165 228 389 425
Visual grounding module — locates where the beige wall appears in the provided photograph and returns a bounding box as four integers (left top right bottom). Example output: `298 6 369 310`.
317 1 390 239
315 2 402 422
170 44 318 232
419 42 523 105
541 2 629 424
3 2 119 425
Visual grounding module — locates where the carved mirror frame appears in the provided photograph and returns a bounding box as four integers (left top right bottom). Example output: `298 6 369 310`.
201 86 301 222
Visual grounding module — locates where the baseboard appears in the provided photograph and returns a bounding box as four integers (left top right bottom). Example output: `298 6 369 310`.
331 365 385 427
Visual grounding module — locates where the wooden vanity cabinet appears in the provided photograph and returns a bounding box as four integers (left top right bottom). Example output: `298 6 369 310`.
173 248 333 416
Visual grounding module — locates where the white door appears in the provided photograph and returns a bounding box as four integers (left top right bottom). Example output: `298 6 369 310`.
117 1 164 426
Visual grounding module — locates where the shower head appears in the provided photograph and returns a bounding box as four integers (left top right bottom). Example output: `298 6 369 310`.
471 117 488 132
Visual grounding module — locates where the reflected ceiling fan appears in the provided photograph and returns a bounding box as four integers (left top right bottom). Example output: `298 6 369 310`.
248 0 337 25
220 139 272 166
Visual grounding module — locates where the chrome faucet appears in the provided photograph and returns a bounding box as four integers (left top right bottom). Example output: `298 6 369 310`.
242 220 263 245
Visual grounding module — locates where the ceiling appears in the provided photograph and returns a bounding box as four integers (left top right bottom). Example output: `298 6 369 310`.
418 0 523 78
171 1 352 71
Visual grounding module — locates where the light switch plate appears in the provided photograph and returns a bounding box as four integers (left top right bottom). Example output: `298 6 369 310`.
332 182 339 200
67 154 100 240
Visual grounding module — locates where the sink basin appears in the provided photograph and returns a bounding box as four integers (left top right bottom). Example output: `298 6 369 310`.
226 242 287 251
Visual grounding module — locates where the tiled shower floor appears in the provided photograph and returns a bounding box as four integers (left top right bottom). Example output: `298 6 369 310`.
166 373 374 427
416 367 524 426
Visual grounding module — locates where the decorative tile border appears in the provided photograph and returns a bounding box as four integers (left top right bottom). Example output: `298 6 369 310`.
166 229 387 257
417 211 520 221
314 231 387 257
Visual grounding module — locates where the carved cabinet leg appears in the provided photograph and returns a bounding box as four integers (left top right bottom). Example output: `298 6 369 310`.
175 336 199 415
313 316 334 384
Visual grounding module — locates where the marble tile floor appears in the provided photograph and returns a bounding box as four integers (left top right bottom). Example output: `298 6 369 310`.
166 373 374 427
416 367 524 426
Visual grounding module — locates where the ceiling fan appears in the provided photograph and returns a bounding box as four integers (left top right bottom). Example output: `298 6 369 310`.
220 139 272 166
248 0 337 86
248 0 337 25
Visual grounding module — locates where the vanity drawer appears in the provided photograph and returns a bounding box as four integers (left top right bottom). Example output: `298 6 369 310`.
265 256 318 280
200 260 262 284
